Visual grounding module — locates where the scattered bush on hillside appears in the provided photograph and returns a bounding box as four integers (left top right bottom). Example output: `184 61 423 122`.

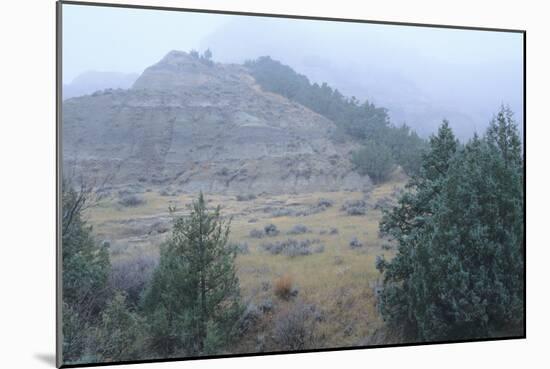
287 224 309 235
317 198 334 208
269 202 332 218
118 194 145 207
148 221 170 235
228 241 250 255
270 208 293 217
236 194 257 201
314 244 326 254
374 197 394 210
95 292 145 361
272 301 319 350
249 228 265 238
258 297 274 313
264 223 280 236
341 199 367 216
260 238 324 257
109 255 157 307
283 241 312 257
349 237 363 249
238 303 262 335
261 281 272 292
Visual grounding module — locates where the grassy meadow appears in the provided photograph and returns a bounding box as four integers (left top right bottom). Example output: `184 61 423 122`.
85 179 406 351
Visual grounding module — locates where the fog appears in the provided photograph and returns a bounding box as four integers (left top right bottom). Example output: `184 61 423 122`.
63 4 523 139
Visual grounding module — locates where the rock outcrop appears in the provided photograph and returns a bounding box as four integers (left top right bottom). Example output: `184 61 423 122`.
62 51 371 194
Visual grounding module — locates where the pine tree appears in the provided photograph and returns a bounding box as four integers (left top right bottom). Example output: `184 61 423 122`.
377 115 524 341
486 105 523 168
95 292 144 361
62 180 110 362
352 140 395 183
380 120 458 239
143 193 242 355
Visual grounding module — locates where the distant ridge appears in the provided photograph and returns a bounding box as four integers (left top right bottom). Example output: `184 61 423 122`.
63 71 139 100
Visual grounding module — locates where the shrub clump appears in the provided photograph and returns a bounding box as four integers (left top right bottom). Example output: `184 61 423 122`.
287 224 309 235
283 240 312 257
258 297 274 313
95 292 145 361
260 238 324 257
314 244 326 253
269 201 333 218
238 303 262 334
260 241 283 255
228 241 250 255
118 194 145 207
272 301 318 350
236 194 257 201
317 198 334 208
109 255 158 306
341 199 367 216
270 208 294 217
374 196 393 210
148 221 170 235
261 280 271 292
349 237 363 249
264 223 280 236
249 228 265 238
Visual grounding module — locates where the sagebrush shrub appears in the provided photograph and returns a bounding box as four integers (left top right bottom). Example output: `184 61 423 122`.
264 223 280 236
272 302 318 350
349 237 363 249
287 224 309 235
109 255 157 306
317 198 334 208
118 194 145 207
249 228 264 238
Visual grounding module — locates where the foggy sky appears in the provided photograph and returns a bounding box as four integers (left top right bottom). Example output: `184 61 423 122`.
62 4 523 138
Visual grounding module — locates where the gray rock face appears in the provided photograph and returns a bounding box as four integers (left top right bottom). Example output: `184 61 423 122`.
62 51 371 194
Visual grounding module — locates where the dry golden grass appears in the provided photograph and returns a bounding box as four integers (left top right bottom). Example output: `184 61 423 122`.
274 274 294 300
85 178 406 349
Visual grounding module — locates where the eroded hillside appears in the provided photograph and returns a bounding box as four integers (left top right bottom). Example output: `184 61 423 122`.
63 51 371 194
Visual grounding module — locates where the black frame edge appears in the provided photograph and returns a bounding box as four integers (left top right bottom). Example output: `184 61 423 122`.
56 1 63 367
522 29 527 340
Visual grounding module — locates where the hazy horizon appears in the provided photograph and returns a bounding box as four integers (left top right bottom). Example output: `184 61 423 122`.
63 4 523 138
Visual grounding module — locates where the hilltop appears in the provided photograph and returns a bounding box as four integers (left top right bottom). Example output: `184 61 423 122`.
62 50 371 194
